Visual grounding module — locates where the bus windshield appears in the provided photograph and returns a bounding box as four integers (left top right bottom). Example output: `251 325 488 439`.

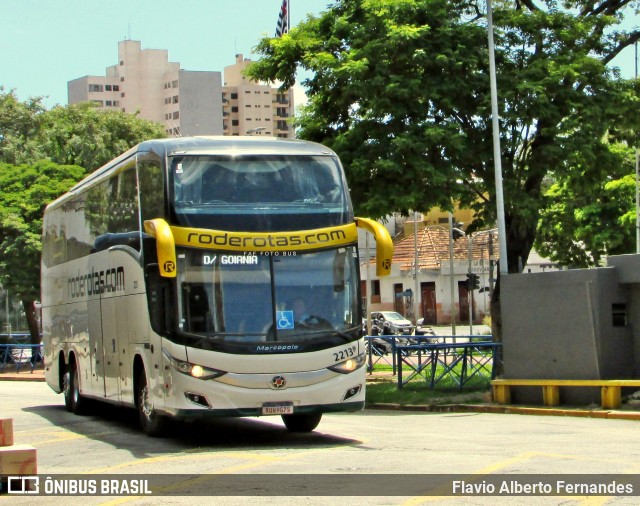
176 247 360 347
170 155 351 231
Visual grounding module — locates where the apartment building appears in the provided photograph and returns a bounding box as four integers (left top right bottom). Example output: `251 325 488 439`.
68 42 294 138
68 40 224 137
222 54 294 138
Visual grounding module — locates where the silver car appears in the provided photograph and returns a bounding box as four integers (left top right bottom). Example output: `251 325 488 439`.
370 311 414 335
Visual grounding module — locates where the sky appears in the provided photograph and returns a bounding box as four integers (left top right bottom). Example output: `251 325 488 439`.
0 0 638 110
0 0 332 108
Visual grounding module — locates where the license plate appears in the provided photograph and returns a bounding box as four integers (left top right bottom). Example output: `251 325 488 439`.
262 402 294 415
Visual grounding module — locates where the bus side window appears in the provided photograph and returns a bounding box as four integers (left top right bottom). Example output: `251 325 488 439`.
139 160 165 221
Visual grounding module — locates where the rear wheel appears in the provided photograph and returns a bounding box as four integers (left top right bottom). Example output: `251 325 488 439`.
282 413 322 433
137 370 168 437
63 358 86 415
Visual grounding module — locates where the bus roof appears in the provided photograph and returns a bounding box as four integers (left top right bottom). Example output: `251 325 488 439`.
47 136 339 211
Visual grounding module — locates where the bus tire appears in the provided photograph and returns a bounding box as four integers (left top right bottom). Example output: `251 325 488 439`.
63 358 86 415
281 413 322 433
137 370 167 437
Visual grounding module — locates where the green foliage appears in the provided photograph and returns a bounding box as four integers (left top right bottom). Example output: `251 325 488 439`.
0 161 86 300
536 142 637 267
0 88 165 340
0 88 166 171
248 0 640 273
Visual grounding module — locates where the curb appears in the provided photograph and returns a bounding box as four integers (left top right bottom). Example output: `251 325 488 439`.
0 372 45 382
366 402 640 420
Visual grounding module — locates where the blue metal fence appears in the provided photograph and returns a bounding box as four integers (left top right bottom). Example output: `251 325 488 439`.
0 343 43 373
365 335 502 390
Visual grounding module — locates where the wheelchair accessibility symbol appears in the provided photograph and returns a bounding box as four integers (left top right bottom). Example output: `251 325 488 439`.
276 310 295 330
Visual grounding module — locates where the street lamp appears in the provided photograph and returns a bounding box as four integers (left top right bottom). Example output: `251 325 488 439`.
487 0 508 275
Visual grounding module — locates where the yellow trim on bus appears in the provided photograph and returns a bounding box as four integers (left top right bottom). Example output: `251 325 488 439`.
170 223 358 252
355 217 393 277
143 219 177 278
143 218 393 278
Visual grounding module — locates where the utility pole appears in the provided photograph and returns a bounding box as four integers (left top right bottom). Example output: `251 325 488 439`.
487 0 508 275
468 235 473 335
413 212 420 325
448 213 457 336
634 41 640 253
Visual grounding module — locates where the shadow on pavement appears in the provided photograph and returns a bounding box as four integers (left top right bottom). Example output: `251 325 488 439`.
23 400 362 460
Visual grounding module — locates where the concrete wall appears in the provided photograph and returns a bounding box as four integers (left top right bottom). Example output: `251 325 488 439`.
501 265 635 404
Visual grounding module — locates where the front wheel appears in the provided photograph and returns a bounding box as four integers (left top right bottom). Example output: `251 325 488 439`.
282 413 322 433
137 370 168 437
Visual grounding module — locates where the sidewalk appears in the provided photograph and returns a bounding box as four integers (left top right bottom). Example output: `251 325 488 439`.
0 366 45 381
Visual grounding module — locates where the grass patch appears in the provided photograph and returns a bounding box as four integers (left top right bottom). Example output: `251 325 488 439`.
366 381 489 406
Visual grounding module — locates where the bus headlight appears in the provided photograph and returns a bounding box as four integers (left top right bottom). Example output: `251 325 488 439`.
163 349 226 380
328 353 366 374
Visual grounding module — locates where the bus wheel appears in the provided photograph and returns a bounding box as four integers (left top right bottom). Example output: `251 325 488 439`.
63 359 86 415
281 413 322 433
136 370 167 437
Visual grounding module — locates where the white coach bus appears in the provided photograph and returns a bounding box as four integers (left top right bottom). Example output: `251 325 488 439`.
41 136 392 436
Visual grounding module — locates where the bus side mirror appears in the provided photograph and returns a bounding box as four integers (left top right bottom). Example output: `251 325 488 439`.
355 217 393 277
144 219 177 278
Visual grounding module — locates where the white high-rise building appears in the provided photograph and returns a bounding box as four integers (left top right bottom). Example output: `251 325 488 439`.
68 43 295 138
68 40 223 137
222 54 294 138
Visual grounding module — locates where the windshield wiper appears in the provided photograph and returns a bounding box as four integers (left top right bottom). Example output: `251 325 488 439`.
327 325 360 342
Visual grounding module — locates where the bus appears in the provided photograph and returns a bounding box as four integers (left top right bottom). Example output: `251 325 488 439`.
41 136 392 436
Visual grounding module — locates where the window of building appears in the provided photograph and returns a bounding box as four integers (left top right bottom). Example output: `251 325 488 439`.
106 101 112 106
230 93 238 99
120 60 124 66
88 84 103 92
105 85 112 91
113 85 119 91
120 77 125 82
231 106 238 113
172 96 179 104
172 111 179 119
232 120 239 126
113 101 119 106
172 80 178 88
92 100 104 106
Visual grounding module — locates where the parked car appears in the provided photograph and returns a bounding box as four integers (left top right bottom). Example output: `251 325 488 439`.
370 311 414 335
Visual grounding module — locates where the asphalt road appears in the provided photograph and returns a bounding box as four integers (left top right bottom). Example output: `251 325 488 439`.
2 382 640 505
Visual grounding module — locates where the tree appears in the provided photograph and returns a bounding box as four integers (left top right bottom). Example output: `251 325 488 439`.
536 141 638 267
247 0 640 338
0 161 86 343
0 88 166 170
0 90 166 342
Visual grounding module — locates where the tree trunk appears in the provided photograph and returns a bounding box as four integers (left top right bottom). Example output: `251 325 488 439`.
23 299 40 345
